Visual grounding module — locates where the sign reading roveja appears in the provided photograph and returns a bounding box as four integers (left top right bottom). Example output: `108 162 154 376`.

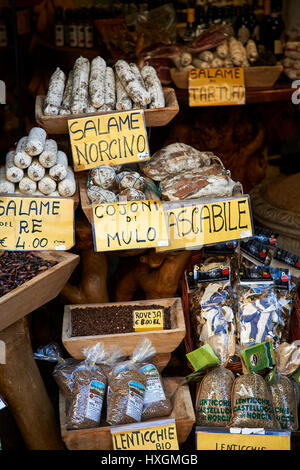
157 196 253 252
133 309 164 332
92 200 169 252
189 68 245 107
0 196 74 251
68 110 150 171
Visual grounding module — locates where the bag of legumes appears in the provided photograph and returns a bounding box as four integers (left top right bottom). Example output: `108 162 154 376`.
34 343 82 402
107 338 170 425
66 342 109 430
195 333 235 427
269 342 300 431
230 371 279 429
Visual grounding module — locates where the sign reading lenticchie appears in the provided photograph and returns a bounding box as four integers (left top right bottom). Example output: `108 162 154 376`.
68 110 150 171
91 200 169 252
111 419 179 450
196 427 291 451
0 196 75 251
189 68 245 107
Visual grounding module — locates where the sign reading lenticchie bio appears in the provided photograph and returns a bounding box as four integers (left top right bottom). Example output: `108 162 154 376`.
189 67 245 107
68 110 150 171
111 419 179 450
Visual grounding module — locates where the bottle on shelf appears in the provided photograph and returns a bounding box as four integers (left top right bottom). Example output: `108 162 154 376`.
259 0 273 54
195 1 206 37
84 9 94 49
76 9 86 49
271 0 285 60
54 7 64 47
68 10 78 48
249 4 260 44
0 9 8 48
236 4 251 45
183 0 196 43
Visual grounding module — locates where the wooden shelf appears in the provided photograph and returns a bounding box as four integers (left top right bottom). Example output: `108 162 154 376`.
175 83 294 106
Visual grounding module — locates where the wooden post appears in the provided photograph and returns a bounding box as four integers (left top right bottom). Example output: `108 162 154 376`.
0 318 64 450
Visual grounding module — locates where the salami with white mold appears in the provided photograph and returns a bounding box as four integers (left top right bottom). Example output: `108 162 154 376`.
19 176 37 194
39 139 58 168
59 70 74 115
44 67 66 116
141 65 165 109
116 75 132 111
27 158 46 182
58 168 76 197
71 57 90 114
38 176 57 195
0 167 15 194
49 150 68 181
25 127 47 156
89 56 106 109
115 60 150 108
14 137 32 169
104 67 116 110
6 151 24 183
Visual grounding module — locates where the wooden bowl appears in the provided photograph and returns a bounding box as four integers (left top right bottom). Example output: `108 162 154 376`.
35 88 179 134
62 297 186 359
0 251 79 332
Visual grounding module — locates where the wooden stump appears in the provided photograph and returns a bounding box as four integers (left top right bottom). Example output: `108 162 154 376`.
0 318 64 450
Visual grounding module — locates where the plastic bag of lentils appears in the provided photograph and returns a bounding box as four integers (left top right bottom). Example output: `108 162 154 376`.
195 334 235 427
66 342 108 430
230 372 279 429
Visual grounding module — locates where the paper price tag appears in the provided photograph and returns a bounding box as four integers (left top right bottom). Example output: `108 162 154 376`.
189 68 245 107
111 419 179 450
92 200 169 252
196 428 291 451
0 196 75 251
68 109 150 171
157 196 253 252
133 309 164 332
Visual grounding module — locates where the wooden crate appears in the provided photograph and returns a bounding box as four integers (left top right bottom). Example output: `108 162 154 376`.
59 377 195 450
35 88 179 134
170 64 283 90
0 251 79 332
62 297 186 359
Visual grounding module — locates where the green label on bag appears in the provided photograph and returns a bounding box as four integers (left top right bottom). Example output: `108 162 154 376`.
186 344 220 372
240 341 275 374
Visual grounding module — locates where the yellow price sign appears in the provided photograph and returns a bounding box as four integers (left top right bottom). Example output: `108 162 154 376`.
92 200 169 252
196 429 291 451
189 67 245 107
68 109 150 171
0 196 74 251
111 419 179 450
157 196 253 252
133 309 164 332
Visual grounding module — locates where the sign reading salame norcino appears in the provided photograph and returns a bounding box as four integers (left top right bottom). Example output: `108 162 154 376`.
68 110 150 171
